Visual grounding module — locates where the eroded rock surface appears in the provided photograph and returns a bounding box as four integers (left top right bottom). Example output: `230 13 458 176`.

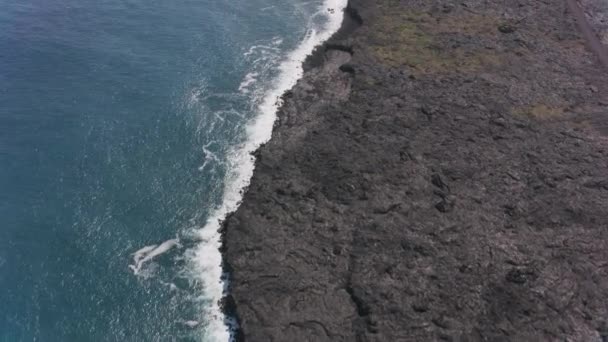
224 0 608 341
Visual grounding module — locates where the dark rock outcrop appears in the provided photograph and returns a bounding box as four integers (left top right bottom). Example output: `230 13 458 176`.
224 0 608 341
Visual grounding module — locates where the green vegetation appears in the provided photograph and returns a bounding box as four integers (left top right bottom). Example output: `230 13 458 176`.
511 104 566 120
369 11 503 74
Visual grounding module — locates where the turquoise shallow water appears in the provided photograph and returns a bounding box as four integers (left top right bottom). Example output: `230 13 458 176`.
0 0 341 340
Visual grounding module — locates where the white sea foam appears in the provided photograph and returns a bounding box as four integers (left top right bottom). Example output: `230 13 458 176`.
198 142 223 172
129 239 181 274
243 38 283 58
237 72 259 93
239 37 284 102
192 1 348 341
186 83 208 109
132 244 158 263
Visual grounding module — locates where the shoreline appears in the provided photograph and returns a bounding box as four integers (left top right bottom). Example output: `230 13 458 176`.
220 1 361 337
210 1 350 340
221 0 368 338
224 0 608 340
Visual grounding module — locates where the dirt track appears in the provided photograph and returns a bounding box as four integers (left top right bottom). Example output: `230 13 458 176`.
567 0 608 69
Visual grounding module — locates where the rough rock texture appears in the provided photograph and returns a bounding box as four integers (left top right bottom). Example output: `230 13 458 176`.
223 0 608 341
580 0 608 45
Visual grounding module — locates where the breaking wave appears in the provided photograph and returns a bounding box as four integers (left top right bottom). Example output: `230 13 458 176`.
128 1 347 340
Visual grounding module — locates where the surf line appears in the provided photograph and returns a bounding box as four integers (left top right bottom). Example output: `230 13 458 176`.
126 1 349 340
202 0 351 340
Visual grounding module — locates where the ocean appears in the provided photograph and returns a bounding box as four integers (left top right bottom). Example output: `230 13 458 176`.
0 0 346 340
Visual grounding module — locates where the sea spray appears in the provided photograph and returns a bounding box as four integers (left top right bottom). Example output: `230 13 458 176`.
191 0 348 340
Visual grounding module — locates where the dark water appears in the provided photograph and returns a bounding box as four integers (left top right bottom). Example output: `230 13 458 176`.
0 0 344 340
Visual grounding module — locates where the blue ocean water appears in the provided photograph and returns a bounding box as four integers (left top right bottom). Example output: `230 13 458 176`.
0 0 345 340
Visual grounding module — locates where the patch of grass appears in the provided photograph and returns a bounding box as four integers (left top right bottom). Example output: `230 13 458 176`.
435 15 500 36
512 104 565 120
369 11 503 74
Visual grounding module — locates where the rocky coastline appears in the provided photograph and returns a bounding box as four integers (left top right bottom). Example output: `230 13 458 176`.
223 0 608 340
